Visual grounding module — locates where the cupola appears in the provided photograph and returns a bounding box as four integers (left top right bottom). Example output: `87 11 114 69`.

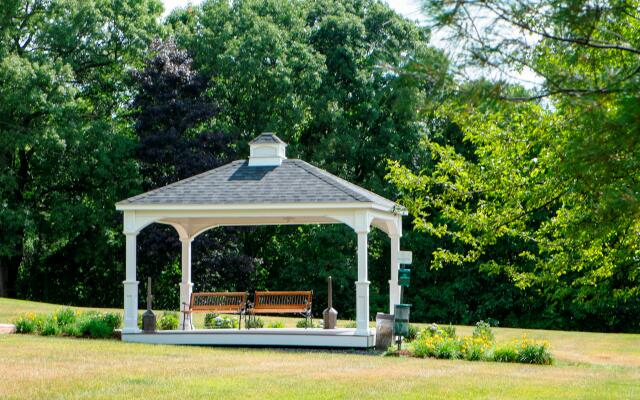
248 132 287 167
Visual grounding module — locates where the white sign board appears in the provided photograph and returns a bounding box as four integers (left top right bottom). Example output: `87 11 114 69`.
398 250 412 265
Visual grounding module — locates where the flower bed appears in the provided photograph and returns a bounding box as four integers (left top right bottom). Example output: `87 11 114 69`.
13 309 121 339
394 321 553 365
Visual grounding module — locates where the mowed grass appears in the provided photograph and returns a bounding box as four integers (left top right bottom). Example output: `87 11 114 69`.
1 299 640 399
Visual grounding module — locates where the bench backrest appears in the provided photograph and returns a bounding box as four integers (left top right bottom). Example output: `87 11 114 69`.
190 292 247 313
253 291 312 312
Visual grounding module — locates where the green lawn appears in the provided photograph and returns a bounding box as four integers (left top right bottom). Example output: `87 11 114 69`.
1 298 639 399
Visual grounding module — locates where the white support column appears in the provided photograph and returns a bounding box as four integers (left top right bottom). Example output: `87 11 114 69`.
389 234 401 314
355 229 370 335
179 236 194 330
123 232 140 333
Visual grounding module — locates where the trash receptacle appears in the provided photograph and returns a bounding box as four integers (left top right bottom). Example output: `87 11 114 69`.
393 304 411 337
375 313 394 350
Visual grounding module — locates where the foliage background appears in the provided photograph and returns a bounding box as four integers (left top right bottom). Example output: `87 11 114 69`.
1 0 638 332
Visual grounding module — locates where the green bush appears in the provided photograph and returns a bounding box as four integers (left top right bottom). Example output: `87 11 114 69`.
472 320 495 343
54 308 76 327
408 322 551 365
40 318 60 336
296 319 318 328
406 324 420 341
516 337 553 365
13 314 37 334
344 321 357 328
68 311 118 338
493 344 519 363
434 337 461 359
442 324 456 338
426 323 442 336
492 337 552 364
267 321 285 328
461 336 493 361
158 312 179 330
102 313 122 330
61 322 83 337
245 317 264 329
13 310 118 339
76 314 113 338
204 313 237 329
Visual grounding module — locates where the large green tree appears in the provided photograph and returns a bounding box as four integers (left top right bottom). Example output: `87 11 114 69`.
387 1 640 331
130 38 259 309
165 0 445 315
0 0 162 304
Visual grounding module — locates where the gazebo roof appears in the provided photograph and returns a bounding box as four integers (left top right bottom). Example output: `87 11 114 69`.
117 158 402 212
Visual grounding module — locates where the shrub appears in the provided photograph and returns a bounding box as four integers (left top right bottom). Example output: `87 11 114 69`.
14 310 119 339
426 323 442 336
410 330 461 359
13 314 37 334
40 318 60 336
493 344 519 363
245 317 264 329
461 336 492 361
267 321 285 328
158 312 179 330
472 320 495 343
406 322 552 365
442 324 456 338
76 314 113 338
516 336 553 365
296 319 318 328
54 308 76 327
102 313 122 331
492 336 552 364
72 312 118 338
61 322 83 337
204 313 237 329
406 324 420 341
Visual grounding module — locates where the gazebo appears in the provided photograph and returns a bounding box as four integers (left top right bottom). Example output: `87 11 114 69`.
115 133 406 347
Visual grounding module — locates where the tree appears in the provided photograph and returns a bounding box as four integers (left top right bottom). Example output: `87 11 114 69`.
386 1 640 331
1 0 162 304
130 38 258 309
168 0 445 316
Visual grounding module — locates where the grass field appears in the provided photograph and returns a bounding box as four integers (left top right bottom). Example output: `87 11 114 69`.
1 298 639 399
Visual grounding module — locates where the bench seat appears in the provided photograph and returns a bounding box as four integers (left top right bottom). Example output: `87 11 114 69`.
182 292 247 330
248 291 313 328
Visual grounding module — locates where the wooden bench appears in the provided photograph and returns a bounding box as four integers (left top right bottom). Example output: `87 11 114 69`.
182 292 247 330
247 291 313 328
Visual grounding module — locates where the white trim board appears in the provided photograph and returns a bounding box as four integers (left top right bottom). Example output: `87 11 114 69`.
121 328 375 348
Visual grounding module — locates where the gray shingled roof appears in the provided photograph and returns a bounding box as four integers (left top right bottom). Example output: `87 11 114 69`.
117 159 400 210
249 132 286 145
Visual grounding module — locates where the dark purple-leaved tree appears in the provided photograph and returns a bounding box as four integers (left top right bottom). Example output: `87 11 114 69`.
131 38 257 309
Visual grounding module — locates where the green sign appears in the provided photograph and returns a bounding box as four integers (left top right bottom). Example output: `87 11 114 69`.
398 268 411 287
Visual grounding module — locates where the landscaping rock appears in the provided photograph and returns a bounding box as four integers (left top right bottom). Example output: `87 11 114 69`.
0 324 16 334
